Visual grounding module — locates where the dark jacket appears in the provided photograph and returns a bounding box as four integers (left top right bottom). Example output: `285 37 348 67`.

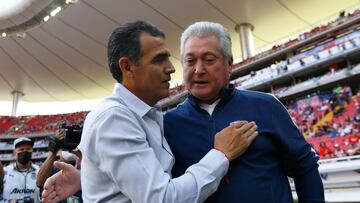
164 86 324 203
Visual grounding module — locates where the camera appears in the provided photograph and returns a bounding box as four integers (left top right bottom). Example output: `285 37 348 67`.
48 124 82 151
63 124 82 150
16 196 34 203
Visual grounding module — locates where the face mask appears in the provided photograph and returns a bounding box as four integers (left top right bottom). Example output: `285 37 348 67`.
17 151 32 165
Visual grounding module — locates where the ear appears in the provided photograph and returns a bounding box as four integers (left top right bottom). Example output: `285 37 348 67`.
227 56 233 73
119 57 134 80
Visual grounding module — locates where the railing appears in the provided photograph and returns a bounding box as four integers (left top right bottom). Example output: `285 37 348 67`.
318 154 360 165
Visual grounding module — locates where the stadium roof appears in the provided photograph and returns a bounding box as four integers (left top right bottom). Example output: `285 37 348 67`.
0 0 359 115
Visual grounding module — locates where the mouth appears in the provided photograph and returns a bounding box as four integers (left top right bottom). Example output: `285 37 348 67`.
162 79 170 84
161 79 171 88
193 80 208 85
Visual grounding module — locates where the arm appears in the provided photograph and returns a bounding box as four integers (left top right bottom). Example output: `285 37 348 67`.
37 131 64 187
294 167 324 203
36 152 57 188
270 96 324 202
92 108 257 203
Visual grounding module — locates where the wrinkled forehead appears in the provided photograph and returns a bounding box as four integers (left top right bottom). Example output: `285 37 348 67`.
183 35 221 55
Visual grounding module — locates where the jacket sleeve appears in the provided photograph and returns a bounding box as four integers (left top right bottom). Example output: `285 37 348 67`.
269 96 324 202
93 107 229 203
294 166 324 203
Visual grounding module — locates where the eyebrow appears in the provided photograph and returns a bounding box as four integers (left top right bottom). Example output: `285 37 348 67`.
184 51 218 57
203 52 218 56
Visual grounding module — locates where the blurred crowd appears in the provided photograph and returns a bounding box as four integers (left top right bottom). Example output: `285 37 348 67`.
288 86 360 159
0 111 87 135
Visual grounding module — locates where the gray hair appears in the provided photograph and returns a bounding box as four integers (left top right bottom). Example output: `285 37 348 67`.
180 21 233 63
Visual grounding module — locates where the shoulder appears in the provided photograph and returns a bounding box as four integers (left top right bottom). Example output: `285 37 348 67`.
31 164 40 171
4 164 14 172
235 89 279 105
4 164 15 178
85 96 135 128
164 99 190 118
80 97 138 153
87 96 130 118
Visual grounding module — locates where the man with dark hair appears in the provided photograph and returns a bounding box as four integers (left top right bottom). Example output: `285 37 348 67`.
164 21 324 203
42 21 258 203
107 22 165 83
2 137 40 202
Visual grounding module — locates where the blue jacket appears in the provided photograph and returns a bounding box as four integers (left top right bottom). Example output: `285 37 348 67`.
164 86 324 203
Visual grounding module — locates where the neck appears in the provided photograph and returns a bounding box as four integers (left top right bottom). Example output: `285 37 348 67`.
122 83 156 106
16 162 31 171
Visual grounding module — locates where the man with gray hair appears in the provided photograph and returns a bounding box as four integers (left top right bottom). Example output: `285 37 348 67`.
164 21 324 203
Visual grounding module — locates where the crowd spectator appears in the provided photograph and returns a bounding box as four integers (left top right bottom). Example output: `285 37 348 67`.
333 144 346 158
347 130 359 145
318 141 333 159
2 137 40 202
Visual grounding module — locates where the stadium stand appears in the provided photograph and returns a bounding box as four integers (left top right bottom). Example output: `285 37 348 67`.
0 111 87 165
0 111 87 136
0 8 359 201
162 8 360 101
1 8 360 165
288 86 360 159
0 86 357 163
158 10 360 200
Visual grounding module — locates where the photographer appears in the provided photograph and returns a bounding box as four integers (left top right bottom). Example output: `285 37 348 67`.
36 130 82 203
2 137 40 203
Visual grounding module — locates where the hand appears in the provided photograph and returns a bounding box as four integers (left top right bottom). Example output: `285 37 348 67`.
42 161 81 203
214 121 258 161
55 129 65 141
48 130 65 153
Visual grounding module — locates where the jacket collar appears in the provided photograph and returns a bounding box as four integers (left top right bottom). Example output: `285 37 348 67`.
13 162 36 173
187 84 235 107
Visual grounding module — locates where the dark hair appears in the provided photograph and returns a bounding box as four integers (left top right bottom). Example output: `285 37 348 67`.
107 21 165 83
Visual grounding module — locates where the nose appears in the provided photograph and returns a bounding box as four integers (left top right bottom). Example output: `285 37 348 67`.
165 61 176 74
194 62 205 74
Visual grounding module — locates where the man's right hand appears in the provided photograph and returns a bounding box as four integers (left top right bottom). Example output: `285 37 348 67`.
42 161 81 203
214 121 258 161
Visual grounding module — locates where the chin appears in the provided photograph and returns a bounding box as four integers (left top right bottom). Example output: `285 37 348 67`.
160 90 170 99
191 91 218 102
191 89 209 97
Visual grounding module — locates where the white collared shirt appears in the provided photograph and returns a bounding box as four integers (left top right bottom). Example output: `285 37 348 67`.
199 99 221 116
78 83 229 203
